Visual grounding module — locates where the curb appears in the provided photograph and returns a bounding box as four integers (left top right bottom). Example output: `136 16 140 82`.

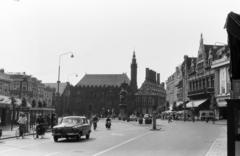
0 130 52 140
204 127 227 156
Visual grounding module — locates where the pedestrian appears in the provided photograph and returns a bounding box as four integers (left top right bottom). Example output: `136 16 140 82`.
17 112 27 136
168 114 172 123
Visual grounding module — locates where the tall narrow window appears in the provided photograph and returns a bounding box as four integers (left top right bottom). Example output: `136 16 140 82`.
16 82 20 90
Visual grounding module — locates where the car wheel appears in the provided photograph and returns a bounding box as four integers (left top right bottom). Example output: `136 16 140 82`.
54 136 58 142
86 133 90 139
66 137 69 140
76 132 81 141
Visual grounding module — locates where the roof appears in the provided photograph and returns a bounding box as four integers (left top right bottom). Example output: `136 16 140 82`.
135 80 165 96
44 83 68 95
75 74 130 87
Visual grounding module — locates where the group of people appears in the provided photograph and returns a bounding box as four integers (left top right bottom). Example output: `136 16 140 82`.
17 112 58 138
89 114 111 129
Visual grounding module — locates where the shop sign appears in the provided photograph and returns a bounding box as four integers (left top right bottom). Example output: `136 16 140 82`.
21 107 30 113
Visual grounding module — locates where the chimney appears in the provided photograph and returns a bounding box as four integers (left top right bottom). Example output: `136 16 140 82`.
150 70 153 82
161 82 165 88
149 69 152 82
157 73 160 84
146 68 149 80
0 69 4 73
153 71 157 83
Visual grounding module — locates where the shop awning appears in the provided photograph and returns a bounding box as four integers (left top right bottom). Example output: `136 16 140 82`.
186 99 207 108
217 101 227 107
0 95 31 108
0 95 12 107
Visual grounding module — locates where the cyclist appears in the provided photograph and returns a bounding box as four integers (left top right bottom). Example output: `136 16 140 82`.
35 114 45 138
17 112 27 136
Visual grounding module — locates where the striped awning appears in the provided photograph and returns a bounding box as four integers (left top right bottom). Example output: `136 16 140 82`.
186 99 207 108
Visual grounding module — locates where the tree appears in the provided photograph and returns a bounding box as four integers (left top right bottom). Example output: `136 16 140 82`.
21 98 27 107
165 101 170 110
43 101 47 107
172 101 177 111
38 101 42 108
10 96 16 131
32 99 36 108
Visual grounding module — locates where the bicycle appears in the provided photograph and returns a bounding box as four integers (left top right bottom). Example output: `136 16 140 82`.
15 124 25 139
33 124 45 139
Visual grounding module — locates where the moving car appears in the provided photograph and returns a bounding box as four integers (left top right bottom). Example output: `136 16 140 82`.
129 114 138 121
52 116 91 142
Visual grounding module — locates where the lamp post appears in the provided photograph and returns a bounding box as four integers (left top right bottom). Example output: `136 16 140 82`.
67 73 78 83
213 42 227 49
57 52 74 116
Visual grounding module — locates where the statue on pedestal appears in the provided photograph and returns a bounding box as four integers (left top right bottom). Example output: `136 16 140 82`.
119 88 127 104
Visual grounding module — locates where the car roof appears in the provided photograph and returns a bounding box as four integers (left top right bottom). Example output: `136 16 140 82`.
63 116 86 119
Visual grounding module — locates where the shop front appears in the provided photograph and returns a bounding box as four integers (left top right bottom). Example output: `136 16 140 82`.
216 95 229 119
29 107 56 127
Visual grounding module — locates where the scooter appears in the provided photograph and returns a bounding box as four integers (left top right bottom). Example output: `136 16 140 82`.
106 121 111 129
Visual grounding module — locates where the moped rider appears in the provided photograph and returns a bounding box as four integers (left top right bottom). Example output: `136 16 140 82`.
105 116 111 128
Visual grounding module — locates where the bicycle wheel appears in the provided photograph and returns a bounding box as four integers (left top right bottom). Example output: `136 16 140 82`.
22 128 25 139
40 128 45 138
15 128 20 139
33 127 37 139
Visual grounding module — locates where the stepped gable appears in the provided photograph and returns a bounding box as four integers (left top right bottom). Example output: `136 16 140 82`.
135 80 165 97
75 74 130 87
203 45 225 60
44 83 67 95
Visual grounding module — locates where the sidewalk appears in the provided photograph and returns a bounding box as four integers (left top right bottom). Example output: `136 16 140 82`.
0 124 52 140
204 120 227 156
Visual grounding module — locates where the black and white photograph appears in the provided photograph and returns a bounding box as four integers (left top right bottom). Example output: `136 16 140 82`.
0 0 240 156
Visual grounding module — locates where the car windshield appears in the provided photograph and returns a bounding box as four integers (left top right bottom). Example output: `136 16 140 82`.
61 118 82 124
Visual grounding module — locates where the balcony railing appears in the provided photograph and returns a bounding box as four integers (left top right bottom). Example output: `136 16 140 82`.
188 87 215 96
188 88 206 96
204 62 211 69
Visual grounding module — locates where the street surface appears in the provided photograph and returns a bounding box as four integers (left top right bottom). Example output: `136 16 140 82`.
0 119 225 156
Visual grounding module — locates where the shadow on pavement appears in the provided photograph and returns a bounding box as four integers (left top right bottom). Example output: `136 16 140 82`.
56 138 96 143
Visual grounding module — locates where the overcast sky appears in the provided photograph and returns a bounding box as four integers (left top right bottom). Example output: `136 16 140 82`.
0 0 239 87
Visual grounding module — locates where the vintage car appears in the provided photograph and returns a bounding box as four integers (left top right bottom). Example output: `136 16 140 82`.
52 116 91 142
129 114 138 121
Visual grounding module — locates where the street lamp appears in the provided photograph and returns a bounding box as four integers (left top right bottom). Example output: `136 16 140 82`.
67 73 78 83
57 52 74 115
213 42 227 49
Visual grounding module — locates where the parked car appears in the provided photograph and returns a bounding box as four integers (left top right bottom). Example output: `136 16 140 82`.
0 127 2 138
129 114 138 121
143 114 149 120
52 116 91 142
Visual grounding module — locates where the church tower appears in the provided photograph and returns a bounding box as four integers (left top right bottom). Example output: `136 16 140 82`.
130 51 138 94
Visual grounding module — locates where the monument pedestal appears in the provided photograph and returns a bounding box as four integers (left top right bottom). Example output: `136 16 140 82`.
119 103 127 120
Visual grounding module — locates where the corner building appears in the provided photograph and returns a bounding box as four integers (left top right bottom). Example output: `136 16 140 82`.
134 68 166 116
186 34 226 115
